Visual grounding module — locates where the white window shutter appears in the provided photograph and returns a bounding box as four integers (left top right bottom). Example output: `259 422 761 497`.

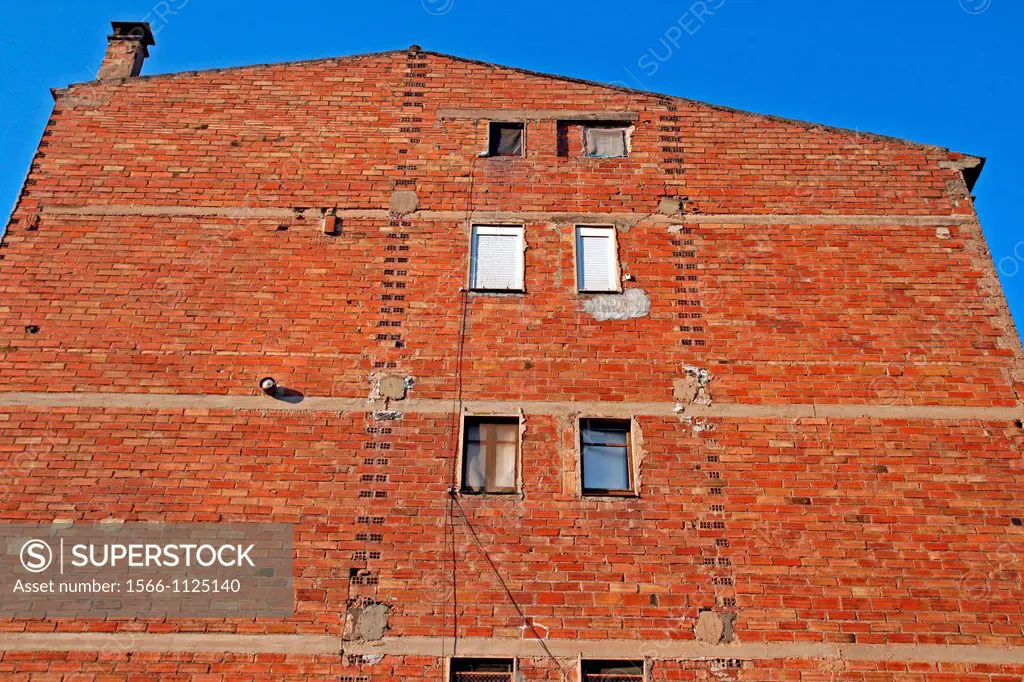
471 226 524 290
577 227 618 292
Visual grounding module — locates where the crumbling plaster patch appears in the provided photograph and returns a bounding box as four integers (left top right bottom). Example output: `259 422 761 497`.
389 190 419 217
674 366 713 410
344 603 390 642
583 288 650 321
694 610 735 645
368 373 414 405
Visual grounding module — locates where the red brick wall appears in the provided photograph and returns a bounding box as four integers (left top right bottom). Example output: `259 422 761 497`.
0 48 1021 679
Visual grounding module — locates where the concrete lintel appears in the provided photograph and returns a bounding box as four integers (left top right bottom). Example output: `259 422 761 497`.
0 393 1019 422
38 204 976 227
2 633 1018 665
42 204 323 220
0 633 341 654
346 637 1024 664
437 108 639 121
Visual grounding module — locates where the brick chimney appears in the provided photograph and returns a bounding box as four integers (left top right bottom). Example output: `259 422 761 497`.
97 21 155 80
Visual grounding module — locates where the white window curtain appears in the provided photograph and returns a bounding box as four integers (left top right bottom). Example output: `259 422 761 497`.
576 226 618 292
585 127 629 158
471 225 525 291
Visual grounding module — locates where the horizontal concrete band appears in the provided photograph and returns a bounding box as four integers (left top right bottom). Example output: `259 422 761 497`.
0 392 1019 421
436 108 640 121
39 204 976 226
1 633 1023 665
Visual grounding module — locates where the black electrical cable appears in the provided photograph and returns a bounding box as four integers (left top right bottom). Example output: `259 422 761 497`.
441 153 477 676
450 493 571 680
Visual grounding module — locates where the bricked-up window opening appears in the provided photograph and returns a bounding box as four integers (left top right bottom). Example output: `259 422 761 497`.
582 660 645 681
450 658 514 682
581 419 633 495
462 417 519 494
470 225 525 292
576 226 620 293
584 125 629 158
488 121 524 156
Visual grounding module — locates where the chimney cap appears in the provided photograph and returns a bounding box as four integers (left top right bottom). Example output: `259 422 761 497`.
109 21 155 46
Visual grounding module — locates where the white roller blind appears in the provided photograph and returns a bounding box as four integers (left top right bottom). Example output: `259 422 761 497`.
471 225 524 291
577 226 618 292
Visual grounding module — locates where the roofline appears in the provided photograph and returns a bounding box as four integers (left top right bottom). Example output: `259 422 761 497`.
53 46 985 172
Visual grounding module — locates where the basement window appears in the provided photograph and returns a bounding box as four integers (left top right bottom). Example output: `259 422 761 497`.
581 660 645 681
450 658 515 682
584 125 630 158
576 226 620 293
488 121 524 156
462 417 519 494
470 225 525 292
580 419 634 496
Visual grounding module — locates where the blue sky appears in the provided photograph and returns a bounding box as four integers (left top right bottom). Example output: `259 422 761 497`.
2 0 1022 329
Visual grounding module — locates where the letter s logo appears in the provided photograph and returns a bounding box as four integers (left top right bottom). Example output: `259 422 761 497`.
20 539 53 573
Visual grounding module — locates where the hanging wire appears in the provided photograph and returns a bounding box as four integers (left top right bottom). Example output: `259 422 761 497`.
450 493 571 680
441 151 477 676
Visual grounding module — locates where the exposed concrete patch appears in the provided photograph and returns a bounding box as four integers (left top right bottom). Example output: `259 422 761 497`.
379 375 409 401
368 374 414 404
389 190 419 217
582 288 650 321
721 612 737 644
694 611 726 644
361 653 384 665
674 366 713 412
658 197 685 216
935 226 951 239
680 416 716 433
344 603 390 642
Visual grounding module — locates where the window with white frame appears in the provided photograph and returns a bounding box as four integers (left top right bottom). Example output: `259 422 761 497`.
576 226 619 293
470 225 525 292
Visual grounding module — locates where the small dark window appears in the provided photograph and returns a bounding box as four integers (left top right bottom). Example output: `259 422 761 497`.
584 126 629 158
488 122 524 156
462 417 519 494
582 660 645 682
450 658 514 682
581 419 633 495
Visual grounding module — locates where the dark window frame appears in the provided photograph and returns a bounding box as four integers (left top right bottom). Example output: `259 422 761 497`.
581 659 646 681
487 121 525 157
580 418 635 496
461 416 520 495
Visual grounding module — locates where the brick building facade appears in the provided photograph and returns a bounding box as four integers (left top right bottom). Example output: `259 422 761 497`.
1 21 1023 680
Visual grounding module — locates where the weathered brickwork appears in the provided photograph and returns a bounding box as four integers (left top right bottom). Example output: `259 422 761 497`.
0 28 1022 680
